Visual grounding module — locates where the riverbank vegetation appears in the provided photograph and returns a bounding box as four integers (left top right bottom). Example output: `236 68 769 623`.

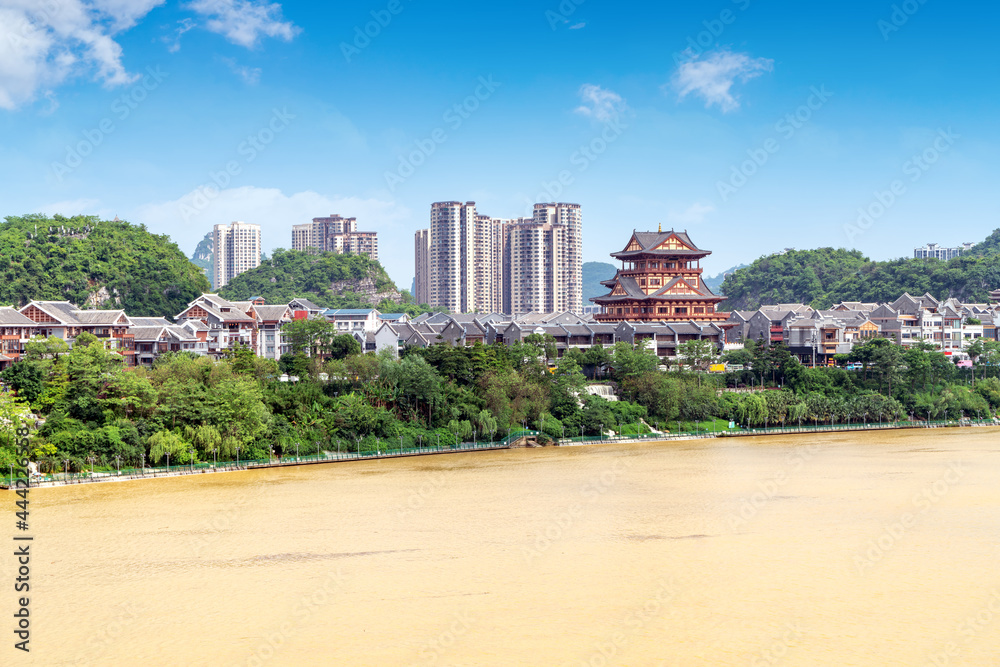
1 335 998 472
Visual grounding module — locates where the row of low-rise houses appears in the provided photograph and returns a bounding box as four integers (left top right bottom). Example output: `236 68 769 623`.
725 292 1000 365
0 295 731 371
4 289 998 372
361 311 726 360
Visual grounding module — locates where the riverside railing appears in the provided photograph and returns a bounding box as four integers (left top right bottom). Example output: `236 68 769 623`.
2 432 536 488
557 417 1000 445
4 421 998 488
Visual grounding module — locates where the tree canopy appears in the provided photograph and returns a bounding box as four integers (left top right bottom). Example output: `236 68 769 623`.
0 214 210 315
720 231 1000 310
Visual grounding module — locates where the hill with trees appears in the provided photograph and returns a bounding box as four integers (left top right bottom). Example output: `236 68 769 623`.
720 233 1000 310
190 232 213 284
219 248 442 315
583 262 617 303
0 213 210 315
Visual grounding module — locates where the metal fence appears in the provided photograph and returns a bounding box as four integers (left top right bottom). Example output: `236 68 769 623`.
3 421 997 489
2 431 537 488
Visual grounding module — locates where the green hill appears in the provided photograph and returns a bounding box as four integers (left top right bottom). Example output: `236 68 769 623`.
0 213 210 315
583 261 617 303
190 232 213 285
720 233 1000 310
219 248 441 315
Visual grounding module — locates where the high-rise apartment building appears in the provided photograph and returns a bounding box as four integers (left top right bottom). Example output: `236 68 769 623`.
213 221 261 289
506 203 583 314
291 214 379 261
415 202 582 314
414 228 431 305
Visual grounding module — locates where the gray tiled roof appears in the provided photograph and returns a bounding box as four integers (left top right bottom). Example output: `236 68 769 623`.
0 308 35 325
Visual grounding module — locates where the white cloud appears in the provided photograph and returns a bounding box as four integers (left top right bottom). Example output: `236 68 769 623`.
667 202 715 226
671 49 773 113
574 83 627 123
0 0 164 110
569 22 585 29
164 17 196 53
222 57 261 84
187 0 299 48
133 186 410 257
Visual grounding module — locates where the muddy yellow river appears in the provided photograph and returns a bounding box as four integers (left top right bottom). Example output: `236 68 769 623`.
5 428 1000 666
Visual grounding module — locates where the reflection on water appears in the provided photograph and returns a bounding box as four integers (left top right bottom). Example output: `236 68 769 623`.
9 428 1000 666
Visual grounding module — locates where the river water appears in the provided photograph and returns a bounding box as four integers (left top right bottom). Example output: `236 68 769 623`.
7 428 1000 666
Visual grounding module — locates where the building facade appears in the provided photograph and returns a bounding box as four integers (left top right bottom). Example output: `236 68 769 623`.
591 229 728 324
415 201 582 315
213 221 261 289
414 228 431 305
291 214 378 261
914 242 976 260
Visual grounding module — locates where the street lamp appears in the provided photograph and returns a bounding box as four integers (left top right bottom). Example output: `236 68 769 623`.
165 452 170 474
189 449 195 472
115 455 120 476
64 458 69 482
600 423 604 442
140 453 144 477
235 447 240 468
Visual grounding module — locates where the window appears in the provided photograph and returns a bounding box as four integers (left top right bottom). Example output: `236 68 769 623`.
675 307 687 315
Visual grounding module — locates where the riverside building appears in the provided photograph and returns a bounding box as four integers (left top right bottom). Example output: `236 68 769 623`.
591 228 728 324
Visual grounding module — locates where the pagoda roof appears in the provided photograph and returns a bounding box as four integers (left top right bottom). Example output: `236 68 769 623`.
590 274 721 304
610 230 710 259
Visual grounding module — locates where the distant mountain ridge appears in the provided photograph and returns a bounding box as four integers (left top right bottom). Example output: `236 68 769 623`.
720 229 1000 310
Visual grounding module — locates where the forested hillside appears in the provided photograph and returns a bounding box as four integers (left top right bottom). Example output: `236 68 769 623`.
0 214 210 315
583 262 617 302
219 248 441 314
720 234 1000 310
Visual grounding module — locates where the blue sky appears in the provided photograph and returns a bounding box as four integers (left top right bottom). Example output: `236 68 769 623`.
2 0 998 289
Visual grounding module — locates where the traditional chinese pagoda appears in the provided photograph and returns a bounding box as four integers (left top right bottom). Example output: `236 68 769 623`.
591 228 728 323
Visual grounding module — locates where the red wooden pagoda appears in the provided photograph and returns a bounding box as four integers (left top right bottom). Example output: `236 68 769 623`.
591 228 728 323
